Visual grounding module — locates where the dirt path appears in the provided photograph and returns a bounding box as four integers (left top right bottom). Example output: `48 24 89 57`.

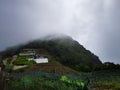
10 56 17 65
3 59 8 66
13 65 28 70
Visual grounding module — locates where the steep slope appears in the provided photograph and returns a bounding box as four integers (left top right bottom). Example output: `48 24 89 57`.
0 34 102 72
26 60 79 75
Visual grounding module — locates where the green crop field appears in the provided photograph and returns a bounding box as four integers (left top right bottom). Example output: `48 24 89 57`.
1 70 120 90
88 71 120 90
0 71 89 90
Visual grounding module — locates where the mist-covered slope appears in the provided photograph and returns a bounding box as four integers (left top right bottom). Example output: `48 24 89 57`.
0 35 102 72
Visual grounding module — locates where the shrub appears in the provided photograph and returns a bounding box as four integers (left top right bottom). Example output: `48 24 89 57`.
5 65 13 72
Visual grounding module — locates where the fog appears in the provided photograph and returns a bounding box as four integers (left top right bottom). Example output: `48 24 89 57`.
0 0 120 63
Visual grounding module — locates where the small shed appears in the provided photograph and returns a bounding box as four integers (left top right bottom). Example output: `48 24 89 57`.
28 56 48 63
19 49 37 56
34 57 48 63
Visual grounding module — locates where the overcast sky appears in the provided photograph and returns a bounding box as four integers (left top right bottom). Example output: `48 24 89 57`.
0 0 120 63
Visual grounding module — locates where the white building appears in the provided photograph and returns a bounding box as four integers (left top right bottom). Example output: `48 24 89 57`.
19 49 48 63
28 57 48 63
34 57 48 63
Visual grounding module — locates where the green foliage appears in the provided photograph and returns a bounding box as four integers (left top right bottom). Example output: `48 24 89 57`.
94 62 120 71
15 60 35 66
90 71 120 90
6 71 89 90
114 83 120 90
9 81 22 90
13 56 36 66
0 35 102 72
21 76 32 89
60 75 85 88
5 65 13 72
60 75 72 84
9 76 75 90
7 57 12 64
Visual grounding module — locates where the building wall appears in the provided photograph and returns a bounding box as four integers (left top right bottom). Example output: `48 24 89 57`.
34 58 48 63
19 53 35 56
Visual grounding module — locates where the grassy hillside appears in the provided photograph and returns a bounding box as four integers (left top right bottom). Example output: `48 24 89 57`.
26 60 79 75
0 35 102 72
0 48 78 75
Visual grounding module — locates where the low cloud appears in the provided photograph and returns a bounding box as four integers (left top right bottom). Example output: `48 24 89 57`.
0 0 120 63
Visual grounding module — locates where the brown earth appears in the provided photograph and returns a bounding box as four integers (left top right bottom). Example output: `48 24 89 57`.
26 60 79 75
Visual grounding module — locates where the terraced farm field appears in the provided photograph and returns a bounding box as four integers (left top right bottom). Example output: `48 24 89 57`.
0 70 120 90
0 71 89 90
89 70 120 90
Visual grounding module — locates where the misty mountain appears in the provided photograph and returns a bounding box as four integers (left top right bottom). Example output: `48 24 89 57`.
0 35 102 72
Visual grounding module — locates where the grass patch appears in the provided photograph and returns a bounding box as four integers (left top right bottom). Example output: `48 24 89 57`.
8 73 87 90
13 56 36 66
89 74 120 90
